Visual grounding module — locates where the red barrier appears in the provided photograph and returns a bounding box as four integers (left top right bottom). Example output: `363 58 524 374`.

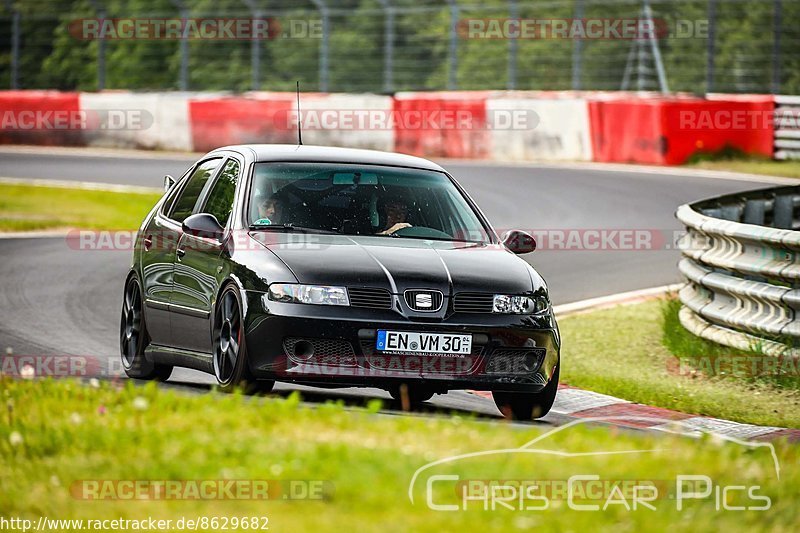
393 91 490 159
0 91 84 146
589 96 774 165
188 94 296 152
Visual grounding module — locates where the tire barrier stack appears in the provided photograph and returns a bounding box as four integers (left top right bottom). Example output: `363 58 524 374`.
676 186 800 356
774 95 800 161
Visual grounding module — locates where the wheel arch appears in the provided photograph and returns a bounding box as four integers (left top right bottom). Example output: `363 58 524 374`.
213 273 249 324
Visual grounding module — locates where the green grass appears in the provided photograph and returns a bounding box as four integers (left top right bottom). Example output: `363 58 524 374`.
559 298 800 428
0 183 161 231
1 378 797 531
684 158 800 179
661 298 800 391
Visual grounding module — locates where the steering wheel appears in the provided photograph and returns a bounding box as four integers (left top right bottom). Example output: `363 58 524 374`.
392 225 453 240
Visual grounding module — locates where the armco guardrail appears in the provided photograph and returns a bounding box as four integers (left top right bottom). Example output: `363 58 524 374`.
676 186 800 356
775 96 800 161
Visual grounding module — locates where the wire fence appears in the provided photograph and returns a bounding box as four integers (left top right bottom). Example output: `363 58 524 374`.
0 0 797 94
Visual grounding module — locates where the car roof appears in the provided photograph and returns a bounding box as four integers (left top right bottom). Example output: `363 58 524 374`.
214 144 446 172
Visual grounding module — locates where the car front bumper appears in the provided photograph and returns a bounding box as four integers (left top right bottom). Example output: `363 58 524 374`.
243 291 560 393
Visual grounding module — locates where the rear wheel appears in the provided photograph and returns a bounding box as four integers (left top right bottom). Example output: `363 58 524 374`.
120 276 173 381
493 365 559 421
213 285 274 394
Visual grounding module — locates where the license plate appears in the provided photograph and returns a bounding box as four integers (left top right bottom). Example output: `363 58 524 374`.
376 330 472 355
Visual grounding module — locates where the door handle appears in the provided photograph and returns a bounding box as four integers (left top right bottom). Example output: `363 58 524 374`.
143 235 153 251
176 247 186 259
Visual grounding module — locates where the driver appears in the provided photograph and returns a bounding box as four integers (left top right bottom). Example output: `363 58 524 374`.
377 198 412 235
254 195 282 225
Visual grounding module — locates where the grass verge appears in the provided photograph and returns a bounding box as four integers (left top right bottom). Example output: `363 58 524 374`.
0 183 160 231
687 160 800 179
559 297 800 428
0 377 797 531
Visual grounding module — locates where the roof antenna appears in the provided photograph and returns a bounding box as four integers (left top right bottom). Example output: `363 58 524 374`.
296 80 303 146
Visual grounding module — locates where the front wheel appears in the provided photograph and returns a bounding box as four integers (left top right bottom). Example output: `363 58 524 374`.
120 275 173 381
493 365 559 421
212 285 274 394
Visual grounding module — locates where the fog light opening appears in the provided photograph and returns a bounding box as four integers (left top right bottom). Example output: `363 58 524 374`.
523 353 539 372
294 340 315 360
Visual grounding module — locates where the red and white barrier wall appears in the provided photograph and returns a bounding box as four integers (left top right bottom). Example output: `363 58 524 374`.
487 92 593 161
589 94 774 165
0 90 779 165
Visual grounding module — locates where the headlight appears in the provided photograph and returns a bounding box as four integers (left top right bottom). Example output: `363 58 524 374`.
492 295 548 314
267 284 350 306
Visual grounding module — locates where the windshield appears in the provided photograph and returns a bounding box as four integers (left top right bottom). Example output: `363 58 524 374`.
248 163 492 243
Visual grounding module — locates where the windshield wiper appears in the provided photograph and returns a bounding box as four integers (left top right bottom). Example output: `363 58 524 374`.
389 235 485 244
248 223 338 235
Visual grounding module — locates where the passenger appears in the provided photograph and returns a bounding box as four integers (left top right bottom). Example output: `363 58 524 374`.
254 195 282 225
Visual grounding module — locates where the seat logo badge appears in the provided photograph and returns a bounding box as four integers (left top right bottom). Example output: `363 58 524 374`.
415 293 433 308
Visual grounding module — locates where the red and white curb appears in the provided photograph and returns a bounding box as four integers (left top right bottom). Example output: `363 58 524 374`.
469 385 799 442
470 286 799 442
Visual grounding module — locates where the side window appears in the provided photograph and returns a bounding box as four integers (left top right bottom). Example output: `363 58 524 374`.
161 166 194 216
169 158 222 223
202 159 241 227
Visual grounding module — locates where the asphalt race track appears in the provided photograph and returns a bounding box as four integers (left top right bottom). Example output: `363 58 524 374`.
0 148 781 423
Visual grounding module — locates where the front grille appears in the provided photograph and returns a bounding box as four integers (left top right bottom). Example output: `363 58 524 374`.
485 348 545 375
283 337 357 367
404 290 443 312
453 292 495 313
348 287 393 309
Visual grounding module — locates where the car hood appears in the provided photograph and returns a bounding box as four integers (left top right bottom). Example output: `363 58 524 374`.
250 233 541 295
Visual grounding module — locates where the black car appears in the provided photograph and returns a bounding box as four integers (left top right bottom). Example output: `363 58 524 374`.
120 145 560 420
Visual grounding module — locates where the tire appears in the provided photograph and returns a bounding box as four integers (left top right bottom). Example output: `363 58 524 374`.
493 365 559 421
212 285 274 394
389 384 435 405
120 275 173 381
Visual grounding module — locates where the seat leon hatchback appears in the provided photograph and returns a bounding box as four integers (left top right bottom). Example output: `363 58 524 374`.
120 145 560 420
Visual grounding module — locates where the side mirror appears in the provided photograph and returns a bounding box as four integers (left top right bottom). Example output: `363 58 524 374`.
502 230 536 254
164 175 176 192
182 213 225 241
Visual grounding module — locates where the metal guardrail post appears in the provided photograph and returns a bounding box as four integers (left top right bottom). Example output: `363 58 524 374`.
508 0 518 90
743 198 766 226
773 194 794 230
706 0 716 94
772 0 782 94
169 0 189 91
571 0 583 91
377 0 394 93
446 0 458 90
4 0 20 89
242 0 262 91
310 0 329 92
88 0 106 90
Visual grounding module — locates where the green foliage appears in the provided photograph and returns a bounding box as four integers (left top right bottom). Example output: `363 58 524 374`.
0 0 794 93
